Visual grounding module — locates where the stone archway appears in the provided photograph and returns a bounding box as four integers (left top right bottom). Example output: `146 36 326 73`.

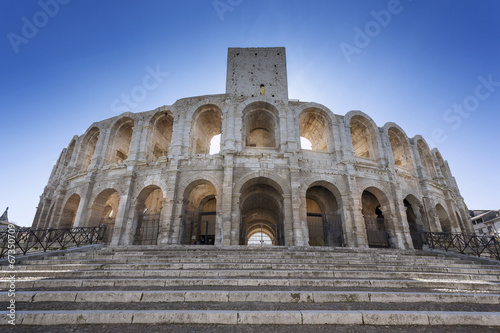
306 185 343 247
403 196 424 249
239 177 284 246
180 180 217 245
133 186 163 245
436 204 452 233
60 194 80 228
89 189 120 244
361 188 390 248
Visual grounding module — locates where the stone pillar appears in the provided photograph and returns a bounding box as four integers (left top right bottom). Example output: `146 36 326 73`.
290 164 305 246
135 122 151 163
51 188 68 228
158 161 180 244
344 172 368 248
90 126 110 169
445 196 462 233
169 199 187 245
127 119 144 163
282 193 294 246
222 104 236 152
422 196 440 232
221 153 235 246
111 172 136 246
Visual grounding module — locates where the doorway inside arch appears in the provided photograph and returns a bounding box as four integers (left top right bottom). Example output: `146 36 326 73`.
180 181 217 245
362 190 390 248
239 179 284 246
306 185 343 247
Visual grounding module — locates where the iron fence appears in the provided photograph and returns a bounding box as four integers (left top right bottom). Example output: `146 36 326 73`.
423 232 500 260
0 226 104 259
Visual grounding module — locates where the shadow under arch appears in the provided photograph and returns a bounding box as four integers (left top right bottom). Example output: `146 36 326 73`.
361 186 392 248
179 179 218 245
133 185 163 245
238 176 285 246
305 181 344 247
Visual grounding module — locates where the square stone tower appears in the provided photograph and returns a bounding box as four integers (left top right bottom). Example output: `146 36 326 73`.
226 47 288 101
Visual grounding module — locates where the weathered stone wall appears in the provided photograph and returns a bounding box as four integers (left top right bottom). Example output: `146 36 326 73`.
32 48 473 249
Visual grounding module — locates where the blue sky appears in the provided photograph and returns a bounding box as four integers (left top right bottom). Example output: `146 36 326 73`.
1 0 499 226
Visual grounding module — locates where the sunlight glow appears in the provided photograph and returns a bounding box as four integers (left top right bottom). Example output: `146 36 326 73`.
300 137 312 150
209 134 221 154
247 232 272 245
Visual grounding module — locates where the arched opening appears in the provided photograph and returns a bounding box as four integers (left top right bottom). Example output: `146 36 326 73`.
299 109 330 151
436 204 452 233
60 194 80 228
243 102 279 148
403 197 424 249
247 230 273 245
350 115 378 159
180 181 217 245
417 140 437 180
133 186 163 245
388 127 410 168
239 178 284 246
148 112 173 162
306 185 343 247
89 189 120 244
63 140 76 169
362 189 390 248
106 118 134 165
260 84 265 95
77 127 99 170
434 151 451 186
191 105 222 154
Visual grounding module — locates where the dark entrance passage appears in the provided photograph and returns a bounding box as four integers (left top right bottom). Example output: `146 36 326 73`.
362 190 390 248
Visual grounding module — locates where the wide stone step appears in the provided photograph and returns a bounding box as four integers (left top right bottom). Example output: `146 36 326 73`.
8 277 500 291
7 268 500 284
8 262 500 281
54 251 474 263
5 309 500 326
3 290 499 304
11 258 500 274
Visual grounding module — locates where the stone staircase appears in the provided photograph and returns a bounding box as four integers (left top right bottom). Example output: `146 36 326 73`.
1 245 500 329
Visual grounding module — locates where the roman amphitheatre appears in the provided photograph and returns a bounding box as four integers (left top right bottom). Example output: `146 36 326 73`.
32 47 473 249
3 47 500 330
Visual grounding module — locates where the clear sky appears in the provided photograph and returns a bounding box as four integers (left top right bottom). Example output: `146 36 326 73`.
1 0 499 226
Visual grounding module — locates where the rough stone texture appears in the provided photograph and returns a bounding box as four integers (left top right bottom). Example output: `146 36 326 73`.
32 47 472 251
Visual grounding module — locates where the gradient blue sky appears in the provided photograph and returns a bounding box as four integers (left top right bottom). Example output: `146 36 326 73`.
1 0 499 226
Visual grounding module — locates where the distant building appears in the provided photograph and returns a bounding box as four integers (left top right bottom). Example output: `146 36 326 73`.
470 210 500 236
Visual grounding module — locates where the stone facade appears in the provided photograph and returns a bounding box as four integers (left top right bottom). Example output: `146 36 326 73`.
32 47 473 249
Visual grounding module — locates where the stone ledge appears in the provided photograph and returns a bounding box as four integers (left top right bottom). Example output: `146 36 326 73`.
6 310 500 326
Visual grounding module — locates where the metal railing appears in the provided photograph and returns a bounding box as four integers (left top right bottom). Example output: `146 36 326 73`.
0 226 105 259
423 232 500 260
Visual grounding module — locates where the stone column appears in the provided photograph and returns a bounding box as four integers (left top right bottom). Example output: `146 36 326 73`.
282 193 294 246
221 153 235 246
344 172 368 248
169 199 188 245
110 172 136 246
422 196 440 232
158 161 180 244
135 122 151 163
127 119 144 163
289 164 305 246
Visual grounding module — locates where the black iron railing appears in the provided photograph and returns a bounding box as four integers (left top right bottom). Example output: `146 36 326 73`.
423 232 500 260
0 226 105 259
